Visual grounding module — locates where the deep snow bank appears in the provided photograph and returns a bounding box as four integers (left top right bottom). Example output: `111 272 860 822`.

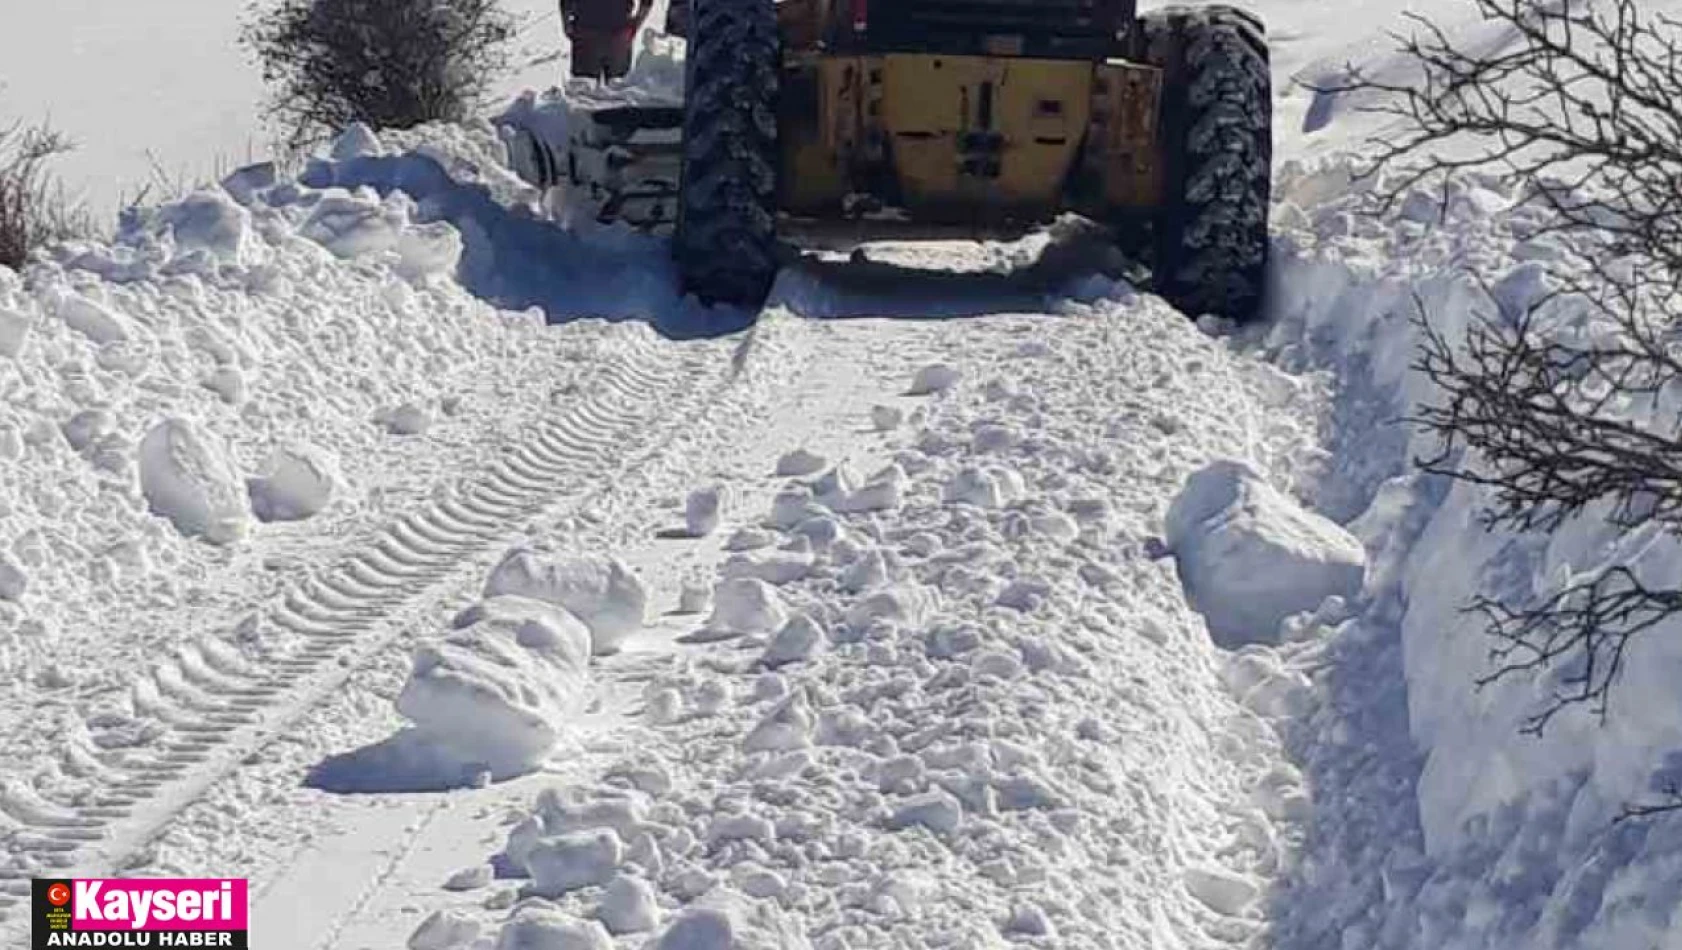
0 134 635 721
1258 156 1682 950
301 59 751 341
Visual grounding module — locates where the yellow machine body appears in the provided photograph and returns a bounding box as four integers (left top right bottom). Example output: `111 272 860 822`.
779 51 1165 226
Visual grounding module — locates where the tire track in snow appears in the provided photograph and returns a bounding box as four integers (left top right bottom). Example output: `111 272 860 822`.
157 310 873 944
297 306 1233 947
304 797 454 950
138 317 799 948
250 313 956 946
0 326 748 927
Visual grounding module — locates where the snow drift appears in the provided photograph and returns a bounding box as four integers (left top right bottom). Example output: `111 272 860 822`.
1260 155 1682 950
0 167 591 690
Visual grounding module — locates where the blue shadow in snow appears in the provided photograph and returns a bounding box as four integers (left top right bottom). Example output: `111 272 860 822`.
769 230 1135 320
302 154 1134 335
304 728 494 794
303 154 754 340
1263 331 1682 946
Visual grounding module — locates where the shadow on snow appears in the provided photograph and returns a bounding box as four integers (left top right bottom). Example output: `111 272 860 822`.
304 153 1134 339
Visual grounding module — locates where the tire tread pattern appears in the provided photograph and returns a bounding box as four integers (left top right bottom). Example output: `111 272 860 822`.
1143 5 1272 322
673 0 781 307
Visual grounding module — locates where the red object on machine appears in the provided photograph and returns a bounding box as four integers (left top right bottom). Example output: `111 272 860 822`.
851 0 868 32
560 0 654 79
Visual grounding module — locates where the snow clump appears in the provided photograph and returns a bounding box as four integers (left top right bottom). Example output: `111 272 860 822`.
395 596 592 781
703 578 788 639
907 362 961 395
685 485 726 537
775 448 828 477
494 909 613 950
870 404 903 431
330 122 386 161
485 551 649 654
527 830 623 897
651 889 812 950
408 909 480 950
138 417 250 545
760 613 826 668
382 401 433 435
1165 459 1366 646
246 443 340 522
597 875 660 934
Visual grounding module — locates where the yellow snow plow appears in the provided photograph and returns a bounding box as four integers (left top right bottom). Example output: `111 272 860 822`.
505 0 1272 321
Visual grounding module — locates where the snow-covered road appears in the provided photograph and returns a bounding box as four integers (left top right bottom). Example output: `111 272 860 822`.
0 172 1330 945
229 297 1324 949
8 1 1682 946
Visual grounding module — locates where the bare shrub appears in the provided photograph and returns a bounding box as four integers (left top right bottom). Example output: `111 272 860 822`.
0 122 93 269
242 0 515 153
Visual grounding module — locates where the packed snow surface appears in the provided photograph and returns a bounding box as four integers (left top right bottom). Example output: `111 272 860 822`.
379 292 1327 950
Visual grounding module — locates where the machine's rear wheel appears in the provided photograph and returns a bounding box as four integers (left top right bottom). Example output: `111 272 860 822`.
673 0 780 308
665 0 691 38
1144 5 1271 322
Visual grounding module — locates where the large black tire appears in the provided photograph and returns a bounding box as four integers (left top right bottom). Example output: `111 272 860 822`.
1143 6 1271 322
665 0 691 38
672 0 780 308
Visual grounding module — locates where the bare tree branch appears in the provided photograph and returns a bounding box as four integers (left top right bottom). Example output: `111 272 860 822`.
1316 0 1682 270
1616 783 1682 823
1328 0 1682 820
0 121 94 269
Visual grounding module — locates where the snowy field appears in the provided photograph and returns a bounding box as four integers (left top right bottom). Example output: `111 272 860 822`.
0 0 1501 215
2 0 1681 949
0 0 566 215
